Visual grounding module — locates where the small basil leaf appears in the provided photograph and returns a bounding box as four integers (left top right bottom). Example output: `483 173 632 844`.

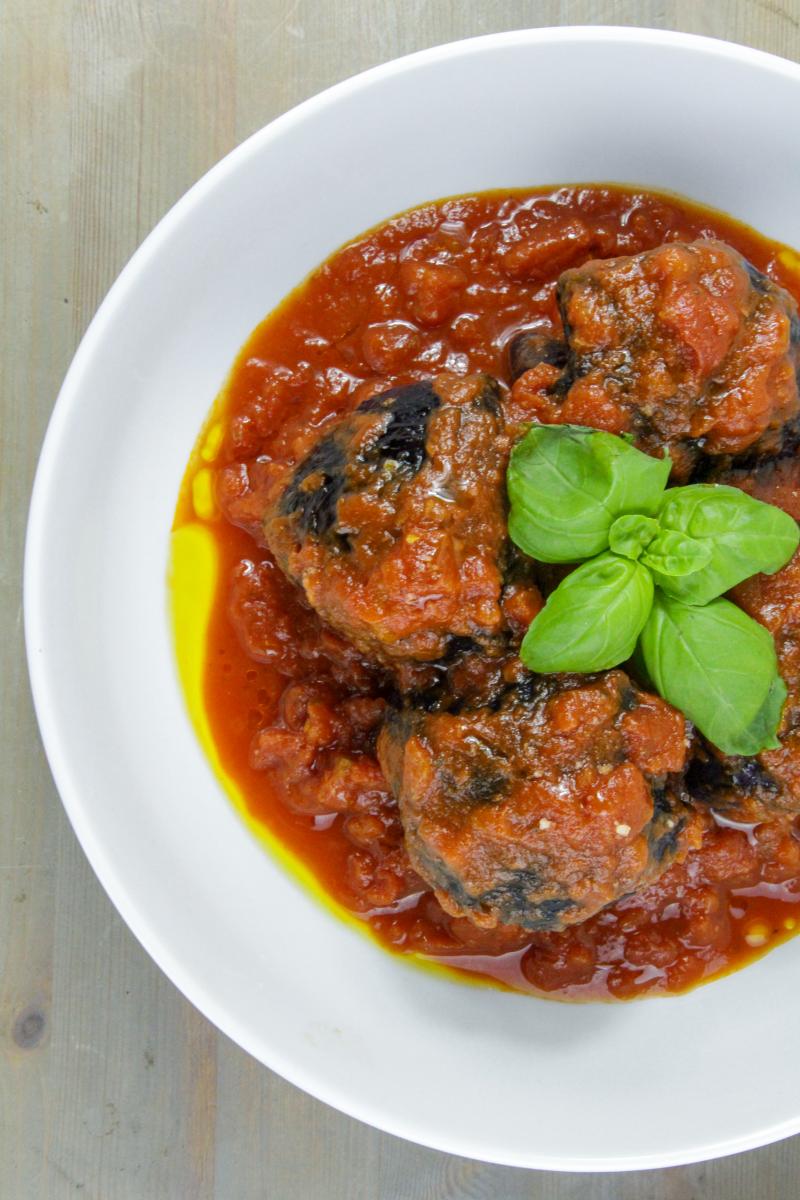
638 592 786 755
507 425 671 563
608 514 659 561
520 552 654 673
653 484 799 604
640 529 712 578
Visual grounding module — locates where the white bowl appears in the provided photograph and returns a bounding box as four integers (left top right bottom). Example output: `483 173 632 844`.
25 28 800 1170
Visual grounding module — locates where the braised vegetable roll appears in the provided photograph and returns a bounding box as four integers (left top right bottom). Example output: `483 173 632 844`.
262 373 541 668
507 240 800 481
379 670 704 931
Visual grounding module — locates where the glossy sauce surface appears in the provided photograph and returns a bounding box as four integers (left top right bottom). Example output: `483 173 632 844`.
175 186 800 1000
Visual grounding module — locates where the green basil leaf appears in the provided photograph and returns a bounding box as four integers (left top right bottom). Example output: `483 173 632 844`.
652 484 799 604
745 675 789 757
608 513 659 561
638 592 786 755
520 552 654 673
640 529 712 578
507 425 671 563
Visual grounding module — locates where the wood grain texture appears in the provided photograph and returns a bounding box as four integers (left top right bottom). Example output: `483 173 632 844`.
4 1 800 1196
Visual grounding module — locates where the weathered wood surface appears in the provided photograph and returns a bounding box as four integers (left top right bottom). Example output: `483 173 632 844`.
4 2 800 1195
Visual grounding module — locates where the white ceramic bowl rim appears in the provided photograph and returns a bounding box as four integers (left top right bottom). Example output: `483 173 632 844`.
25 27 800 1171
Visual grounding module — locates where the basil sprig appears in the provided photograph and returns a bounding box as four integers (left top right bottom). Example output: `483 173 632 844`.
507 425 799 756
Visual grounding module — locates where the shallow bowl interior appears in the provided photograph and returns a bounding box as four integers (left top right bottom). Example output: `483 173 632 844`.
25 28 800 1170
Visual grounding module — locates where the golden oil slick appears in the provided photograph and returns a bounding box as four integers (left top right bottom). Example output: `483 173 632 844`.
168 402 495 994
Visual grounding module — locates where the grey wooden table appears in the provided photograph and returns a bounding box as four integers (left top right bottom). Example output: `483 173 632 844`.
5 2 800 1196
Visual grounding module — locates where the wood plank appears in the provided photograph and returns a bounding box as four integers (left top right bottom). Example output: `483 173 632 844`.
1 2 71 1196
4 1 800 1197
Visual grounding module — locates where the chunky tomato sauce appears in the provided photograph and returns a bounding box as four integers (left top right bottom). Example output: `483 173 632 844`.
175 186 800 1000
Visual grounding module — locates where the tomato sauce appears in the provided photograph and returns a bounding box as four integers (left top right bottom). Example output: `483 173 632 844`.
174 186 800 1000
